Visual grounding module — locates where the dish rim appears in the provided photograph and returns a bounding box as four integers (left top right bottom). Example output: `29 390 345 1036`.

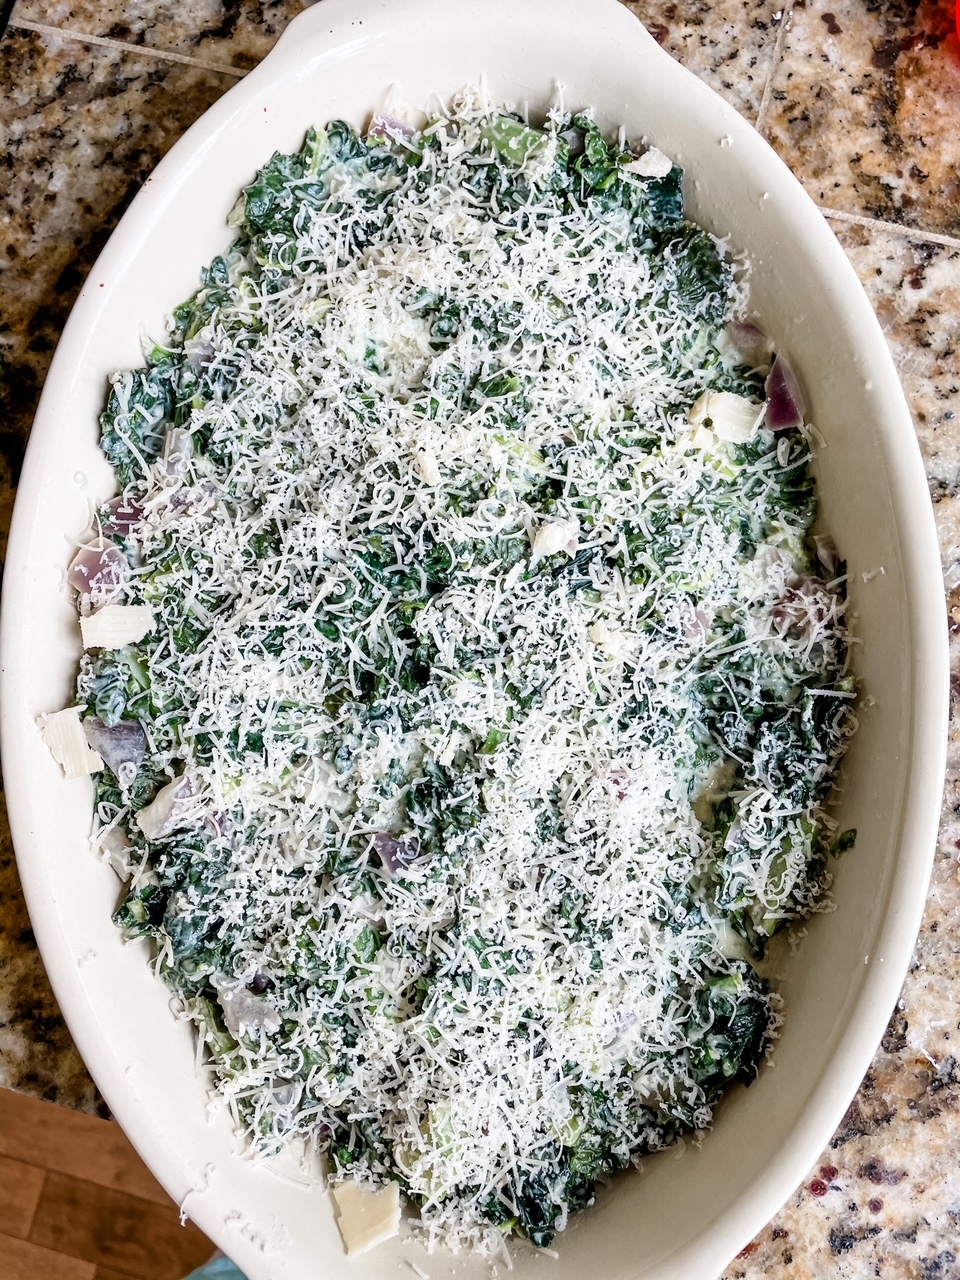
0 0 948 1275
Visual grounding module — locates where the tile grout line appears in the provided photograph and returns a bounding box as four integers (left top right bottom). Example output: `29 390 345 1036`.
755 0 796 136
32 1164 179 1211
23 1166 47 1244
11 18 246 78
819 206 960 250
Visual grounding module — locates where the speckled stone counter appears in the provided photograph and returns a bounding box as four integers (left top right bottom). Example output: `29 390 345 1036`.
1 1 959 1274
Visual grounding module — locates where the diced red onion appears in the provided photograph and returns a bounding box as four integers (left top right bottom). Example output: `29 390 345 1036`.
771 581 830 638
83 716 146 774
764 357 805 431
683 605 713 643
160 427 194 479
813 535 839 578
272 1080 303 1109
170 478 219 515
369 112 415 139
213 976 281 1039
731 321 765 345
373 832 420 874
183 336 215 371
729 321 770 366
608 768 630 802
135 774 193 841
559 127 585 158
204 810 233 841
104 497 143 536
67 539 127 597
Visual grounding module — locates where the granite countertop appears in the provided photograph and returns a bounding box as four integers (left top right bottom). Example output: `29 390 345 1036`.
1 1 959 1274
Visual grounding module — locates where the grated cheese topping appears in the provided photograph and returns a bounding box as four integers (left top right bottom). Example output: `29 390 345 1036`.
72 94 855 1254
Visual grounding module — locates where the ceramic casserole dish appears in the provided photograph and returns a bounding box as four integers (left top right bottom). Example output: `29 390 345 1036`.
0 0 948 1276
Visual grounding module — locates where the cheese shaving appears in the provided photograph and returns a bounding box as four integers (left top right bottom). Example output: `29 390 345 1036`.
80 604 154 649
40 707 104 778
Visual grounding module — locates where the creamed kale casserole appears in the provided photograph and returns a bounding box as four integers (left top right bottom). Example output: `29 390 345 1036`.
65 98 856 1253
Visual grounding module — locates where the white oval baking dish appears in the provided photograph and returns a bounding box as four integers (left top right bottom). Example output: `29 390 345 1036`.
0 0 948 1276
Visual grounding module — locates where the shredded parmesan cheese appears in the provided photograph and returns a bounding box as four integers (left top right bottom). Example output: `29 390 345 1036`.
76 94 855 1257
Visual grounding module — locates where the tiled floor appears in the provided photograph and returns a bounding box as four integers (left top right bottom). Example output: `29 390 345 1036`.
0 1088 214 1280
